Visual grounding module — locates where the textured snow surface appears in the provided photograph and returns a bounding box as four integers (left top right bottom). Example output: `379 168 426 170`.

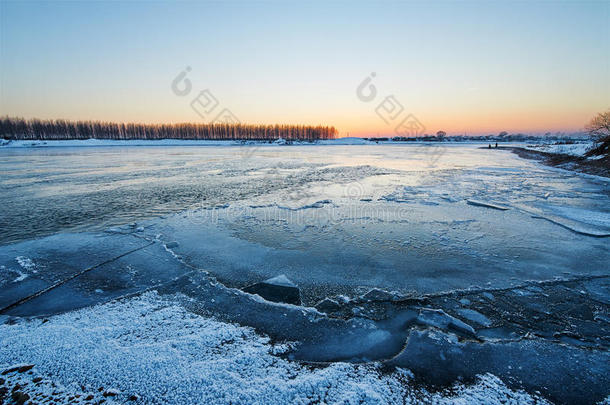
524 142 593 157
0 292 551 404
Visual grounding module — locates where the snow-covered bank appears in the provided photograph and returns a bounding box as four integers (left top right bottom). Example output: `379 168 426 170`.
0 137 555 148
523 141 595 157
0 292 552 405
508 141 609 178
0 139 243 148
0 138 375 147
318 137 373 145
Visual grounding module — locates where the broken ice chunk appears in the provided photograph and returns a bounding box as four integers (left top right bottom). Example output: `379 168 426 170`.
361 288 398 301
243 274 302 305
315 298 342 313
456 308 492 327
416 308 476 337
466 199 510 211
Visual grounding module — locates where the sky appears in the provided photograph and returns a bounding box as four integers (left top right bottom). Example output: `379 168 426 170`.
1 0 608 137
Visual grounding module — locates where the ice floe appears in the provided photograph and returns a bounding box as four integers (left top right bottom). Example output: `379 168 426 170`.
466 199 510 211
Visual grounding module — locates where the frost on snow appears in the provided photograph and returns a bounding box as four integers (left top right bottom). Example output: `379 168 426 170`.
0 292 549 405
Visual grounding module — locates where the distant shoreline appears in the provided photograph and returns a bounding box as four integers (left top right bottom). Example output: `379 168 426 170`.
0 138 525 148
0 137 583 148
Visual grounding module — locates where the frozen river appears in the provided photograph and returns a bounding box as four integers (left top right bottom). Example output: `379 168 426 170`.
1 144 608 301
1 143 609 404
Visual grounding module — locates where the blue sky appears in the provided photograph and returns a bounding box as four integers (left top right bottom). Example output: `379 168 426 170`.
1 0 608 136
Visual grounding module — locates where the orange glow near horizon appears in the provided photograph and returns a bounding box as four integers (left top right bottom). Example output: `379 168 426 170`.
3 108 598 138
1 2 608 138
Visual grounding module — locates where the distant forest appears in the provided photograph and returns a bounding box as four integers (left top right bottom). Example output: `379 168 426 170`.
0 117 337 141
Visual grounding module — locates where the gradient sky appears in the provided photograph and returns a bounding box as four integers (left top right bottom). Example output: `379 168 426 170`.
1 0 609 136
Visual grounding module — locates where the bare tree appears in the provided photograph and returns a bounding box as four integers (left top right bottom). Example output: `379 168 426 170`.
585 110 610 141
585 110 610 156
0 117 338 142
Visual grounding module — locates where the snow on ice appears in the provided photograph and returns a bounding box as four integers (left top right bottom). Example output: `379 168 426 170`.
0 292 553 405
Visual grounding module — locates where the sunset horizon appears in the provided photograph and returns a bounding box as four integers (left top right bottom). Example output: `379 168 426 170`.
0 114 597 138
2 1 608 137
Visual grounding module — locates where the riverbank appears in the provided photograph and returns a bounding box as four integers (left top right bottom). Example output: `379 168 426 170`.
496 146 609 178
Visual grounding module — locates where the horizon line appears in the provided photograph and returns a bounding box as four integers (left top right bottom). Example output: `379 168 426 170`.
0 116 590 138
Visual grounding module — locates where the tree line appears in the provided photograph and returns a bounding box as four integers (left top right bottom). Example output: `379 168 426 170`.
0 117 337 141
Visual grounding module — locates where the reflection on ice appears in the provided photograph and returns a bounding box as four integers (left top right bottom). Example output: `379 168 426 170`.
2 144 607 304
